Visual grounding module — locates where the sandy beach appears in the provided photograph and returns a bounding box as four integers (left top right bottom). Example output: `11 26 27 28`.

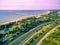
2 15 40 24
1 11 50 25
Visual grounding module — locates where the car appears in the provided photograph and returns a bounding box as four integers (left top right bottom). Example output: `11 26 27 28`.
12 34 16 37
2 40 6 43
9 38 14 41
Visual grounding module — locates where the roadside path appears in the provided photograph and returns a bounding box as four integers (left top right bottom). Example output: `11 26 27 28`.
37 25 60 45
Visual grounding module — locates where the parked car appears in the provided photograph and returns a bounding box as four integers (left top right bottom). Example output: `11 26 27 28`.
2 40 6 43
9 38 14 41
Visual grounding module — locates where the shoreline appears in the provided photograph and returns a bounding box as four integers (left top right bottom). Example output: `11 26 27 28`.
1 15 40 25
0 11 50 25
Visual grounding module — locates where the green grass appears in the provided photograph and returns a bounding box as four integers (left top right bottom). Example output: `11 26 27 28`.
41 27 60 45
8 23 48 45
8 22 56 45
23 23 54 45
8 31 29 45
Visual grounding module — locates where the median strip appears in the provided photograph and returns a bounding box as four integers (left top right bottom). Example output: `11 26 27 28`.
38 25 60 45
8 22 51 45
22 23 55 45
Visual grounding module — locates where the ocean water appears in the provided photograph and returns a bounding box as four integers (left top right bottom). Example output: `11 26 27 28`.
0 10 48 24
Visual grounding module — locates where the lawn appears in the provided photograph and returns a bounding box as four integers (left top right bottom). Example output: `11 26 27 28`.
23 22 56 45
41 26 60 45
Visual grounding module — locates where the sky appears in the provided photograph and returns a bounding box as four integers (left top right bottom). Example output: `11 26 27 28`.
0 0 60 10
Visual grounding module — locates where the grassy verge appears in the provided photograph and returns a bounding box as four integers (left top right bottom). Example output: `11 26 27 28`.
22 23 55 45
8 22 51 45
41 26 60 45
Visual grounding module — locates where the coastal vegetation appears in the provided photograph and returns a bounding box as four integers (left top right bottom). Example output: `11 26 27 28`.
22 21 59 45
41 26 60 45
0 10 60 45
0 16 50 45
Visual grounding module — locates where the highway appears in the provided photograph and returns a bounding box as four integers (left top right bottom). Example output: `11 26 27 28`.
30 24 58 45
12 22 52 45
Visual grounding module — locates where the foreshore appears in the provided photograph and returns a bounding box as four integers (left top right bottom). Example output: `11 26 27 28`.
1 11 50 25
2 15 40 25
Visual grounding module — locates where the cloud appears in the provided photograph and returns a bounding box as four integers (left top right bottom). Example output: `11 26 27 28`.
0 0 60 10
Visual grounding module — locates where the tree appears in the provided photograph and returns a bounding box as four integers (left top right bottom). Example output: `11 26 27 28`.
48 10 58 21
0 25 5 30
0 33 3 45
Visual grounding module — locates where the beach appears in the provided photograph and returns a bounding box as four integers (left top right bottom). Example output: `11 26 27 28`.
2 15 40 24
0 10 48 24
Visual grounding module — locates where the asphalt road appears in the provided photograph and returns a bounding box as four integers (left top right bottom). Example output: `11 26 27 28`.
30 24 58 45
13 22 52 45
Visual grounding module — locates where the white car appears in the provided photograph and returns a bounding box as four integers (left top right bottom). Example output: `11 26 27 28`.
9 38 14 41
